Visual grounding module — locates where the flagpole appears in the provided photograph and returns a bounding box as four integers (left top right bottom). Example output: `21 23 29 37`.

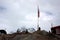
37 16 39 29
37 6 40 30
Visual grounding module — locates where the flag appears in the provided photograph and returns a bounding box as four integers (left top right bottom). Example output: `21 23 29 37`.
38 7 40 18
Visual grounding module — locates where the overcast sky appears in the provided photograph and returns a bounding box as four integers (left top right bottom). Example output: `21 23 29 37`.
0 0 60 33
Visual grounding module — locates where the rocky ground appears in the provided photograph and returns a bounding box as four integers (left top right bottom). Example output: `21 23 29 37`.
0 30 60 40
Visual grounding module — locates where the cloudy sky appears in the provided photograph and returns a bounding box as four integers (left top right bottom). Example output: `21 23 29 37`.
0 0 60 33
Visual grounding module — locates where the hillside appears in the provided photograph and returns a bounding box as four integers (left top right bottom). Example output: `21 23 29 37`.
0 30 60 40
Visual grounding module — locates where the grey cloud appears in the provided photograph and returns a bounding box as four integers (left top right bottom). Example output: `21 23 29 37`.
0 6 6 13
45 11 53 15
41 11 53 16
